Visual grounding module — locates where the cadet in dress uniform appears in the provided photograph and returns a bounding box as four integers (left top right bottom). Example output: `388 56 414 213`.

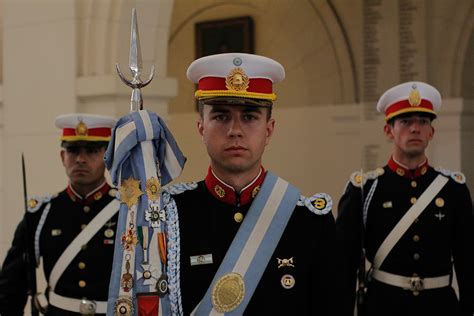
155 53 335 315
336 82 474 316
0 114 120 315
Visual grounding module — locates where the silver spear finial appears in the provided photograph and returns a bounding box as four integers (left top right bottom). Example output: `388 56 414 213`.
116 8 155 112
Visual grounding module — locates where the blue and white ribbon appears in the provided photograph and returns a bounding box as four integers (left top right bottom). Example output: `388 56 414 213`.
106 110 185 316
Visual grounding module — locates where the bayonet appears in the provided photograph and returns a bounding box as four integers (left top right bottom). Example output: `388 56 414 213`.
116 8 155 112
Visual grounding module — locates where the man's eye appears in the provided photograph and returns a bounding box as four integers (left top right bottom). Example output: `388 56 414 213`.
67 148 80 154
87 148 100 154
214 115 228 121
243 114 257 121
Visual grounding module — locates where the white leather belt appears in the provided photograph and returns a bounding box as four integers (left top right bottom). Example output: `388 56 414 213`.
372 269 450 292
49 292 107 314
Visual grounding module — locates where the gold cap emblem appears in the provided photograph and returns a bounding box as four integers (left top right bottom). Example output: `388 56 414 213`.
75 120 88 136
212 272 245 313
408 85 422 107
225 67 250 91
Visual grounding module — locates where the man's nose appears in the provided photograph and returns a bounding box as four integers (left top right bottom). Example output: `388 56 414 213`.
75 149 87 163
228 118 244 137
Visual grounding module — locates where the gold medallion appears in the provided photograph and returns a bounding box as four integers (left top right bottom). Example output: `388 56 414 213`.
119 177 143 208
212 272 245 313
408 85 421 107
114 296 133 316
75 120 88 136
104 228 114 238
145 177 161 201
214 185 226 198
435 197 444 207
225 67 249 91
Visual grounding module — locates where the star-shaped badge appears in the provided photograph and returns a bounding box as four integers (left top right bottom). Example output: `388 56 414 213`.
119 177 143 209
137 263 160 286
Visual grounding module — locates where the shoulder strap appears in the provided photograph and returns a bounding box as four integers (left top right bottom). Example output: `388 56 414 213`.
49 199 120 291
192 172 300 315
373 174 449 269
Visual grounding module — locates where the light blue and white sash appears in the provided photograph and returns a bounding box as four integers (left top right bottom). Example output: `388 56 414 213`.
105 110 185 316
192 171 300 315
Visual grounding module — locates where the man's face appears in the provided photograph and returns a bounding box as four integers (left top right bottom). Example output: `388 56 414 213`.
60 145 106 189
197 104 275 175
384 114 435 158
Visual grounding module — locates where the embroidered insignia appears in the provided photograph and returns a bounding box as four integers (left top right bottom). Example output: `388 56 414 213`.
225 67 249 91
435 211 445 221
212 272 245 313
435 197 444 207
451 171 466 184
408 84 421 106
145 177 161 201
121 228 138 251
350 171 366 187
94 191 102 200
305 192 332 215
119 177 143 208
114 296 133 316
280 274 295 289
214 185 225 198
251 185 260 198
277 257 295 268
75 120 88 136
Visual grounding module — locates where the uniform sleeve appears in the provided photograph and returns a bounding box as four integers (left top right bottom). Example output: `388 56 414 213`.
0 217 32 315
335 184 364 316
452 184 473 315
311 211 336 315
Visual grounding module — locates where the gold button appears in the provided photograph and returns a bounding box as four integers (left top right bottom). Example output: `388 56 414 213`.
413 235 420 242
411 181 417 188
410 197 417 204
413 253 420 260
234 212 243 223
78 262 86 269
78 280 86 288
435 197 444 207
81 244 87 251
83 206 91 213
81 224 87 230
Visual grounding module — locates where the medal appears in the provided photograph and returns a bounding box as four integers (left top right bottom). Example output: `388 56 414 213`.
104 228 114 238
121 257 133 292
114 296 133 316
119 177 143 208
145 177 161 201
211 272 245 313
155 274 168 297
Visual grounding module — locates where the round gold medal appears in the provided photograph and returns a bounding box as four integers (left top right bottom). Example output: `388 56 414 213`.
212 272 245 313
104 228 114 238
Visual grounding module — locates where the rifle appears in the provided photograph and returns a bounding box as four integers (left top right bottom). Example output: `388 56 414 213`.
22 154 39 316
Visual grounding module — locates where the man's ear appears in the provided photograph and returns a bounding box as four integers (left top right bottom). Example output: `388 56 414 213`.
265 118 275 145
197 118 204 137
60 149 66 166
383 123 394 140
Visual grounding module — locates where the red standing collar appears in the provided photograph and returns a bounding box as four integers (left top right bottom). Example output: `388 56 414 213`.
387 157 429 179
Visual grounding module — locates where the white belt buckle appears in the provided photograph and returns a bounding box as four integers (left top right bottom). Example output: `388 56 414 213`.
79 298 96 315
408 276 424 292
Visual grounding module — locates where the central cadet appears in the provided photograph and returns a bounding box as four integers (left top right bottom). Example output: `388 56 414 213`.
162 53 335 315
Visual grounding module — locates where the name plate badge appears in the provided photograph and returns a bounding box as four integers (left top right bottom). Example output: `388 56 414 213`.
190 254 213 266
